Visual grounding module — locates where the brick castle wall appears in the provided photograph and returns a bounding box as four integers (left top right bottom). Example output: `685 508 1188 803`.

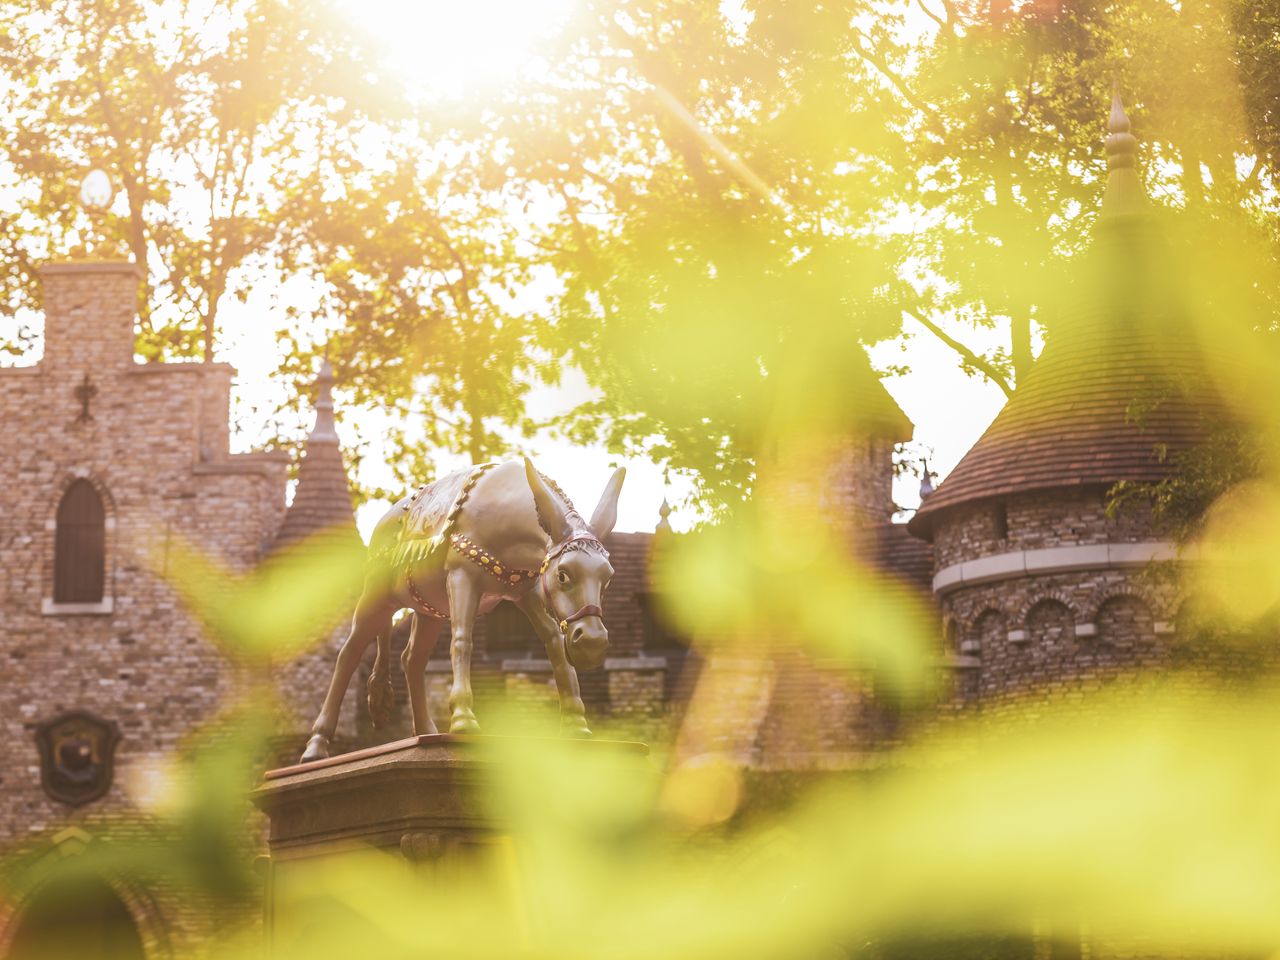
926 486 1267 718
0 261 290 951
933 488 1158 569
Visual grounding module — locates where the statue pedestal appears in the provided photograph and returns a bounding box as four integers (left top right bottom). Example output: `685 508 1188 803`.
252 734 648 950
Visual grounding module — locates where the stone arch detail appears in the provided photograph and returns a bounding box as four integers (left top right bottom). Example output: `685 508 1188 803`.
1013 590 1081 628
1085 591 1167 627
966 608 1005 653
1085 587 1160 624
51 469 118 516
0 830 173 960
1093 591 1157 646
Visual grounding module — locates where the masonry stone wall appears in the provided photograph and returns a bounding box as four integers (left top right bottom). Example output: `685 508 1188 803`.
941 569 1178 714
933 488 1158 570
924 483 1270 724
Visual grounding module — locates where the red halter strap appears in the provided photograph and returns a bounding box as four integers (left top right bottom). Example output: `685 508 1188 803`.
558 603 604 634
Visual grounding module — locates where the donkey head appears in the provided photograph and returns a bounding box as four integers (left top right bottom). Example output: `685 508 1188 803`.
524 458 625 671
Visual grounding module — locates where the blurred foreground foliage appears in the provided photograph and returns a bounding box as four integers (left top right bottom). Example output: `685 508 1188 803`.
9 408 1280 960
15 622 1280 959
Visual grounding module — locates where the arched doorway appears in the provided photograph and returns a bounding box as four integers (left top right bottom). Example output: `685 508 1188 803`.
6 875 145 960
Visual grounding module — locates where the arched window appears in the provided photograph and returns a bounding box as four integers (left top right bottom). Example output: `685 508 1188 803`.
54 480 105 603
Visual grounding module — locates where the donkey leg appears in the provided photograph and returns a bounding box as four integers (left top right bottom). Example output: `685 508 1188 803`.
401 613 441 736
301 596 389 762
515 592 591 737
445 566 483 734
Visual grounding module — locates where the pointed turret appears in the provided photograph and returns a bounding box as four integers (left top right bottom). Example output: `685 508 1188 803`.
273 357 360 551
909 90 1216 539
1101 89 1144 219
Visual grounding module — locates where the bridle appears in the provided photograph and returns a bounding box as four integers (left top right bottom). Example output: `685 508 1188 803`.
539 532 608 635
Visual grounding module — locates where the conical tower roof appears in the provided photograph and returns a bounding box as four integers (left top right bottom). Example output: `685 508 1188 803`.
910 93 1219 539
273 358 360 551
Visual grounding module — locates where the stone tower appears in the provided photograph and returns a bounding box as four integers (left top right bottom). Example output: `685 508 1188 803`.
907 95 1224 711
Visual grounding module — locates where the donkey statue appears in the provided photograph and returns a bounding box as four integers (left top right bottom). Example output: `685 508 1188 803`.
300 458 623 762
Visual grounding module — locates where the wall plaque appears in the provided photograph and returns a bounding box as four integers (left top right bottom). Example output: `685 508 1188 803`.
35 711 120 806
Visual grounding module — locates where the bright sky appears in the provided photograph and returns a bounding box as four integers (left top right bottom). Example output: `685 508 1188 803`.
346 0 579 101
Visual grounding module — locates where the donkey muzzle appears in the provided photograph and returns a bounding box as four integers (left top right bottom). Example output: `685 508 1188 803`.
562 604 607 670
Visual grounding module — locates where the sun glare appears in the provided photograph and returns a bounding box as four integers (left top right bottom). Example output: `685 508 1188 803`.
345 0 577 98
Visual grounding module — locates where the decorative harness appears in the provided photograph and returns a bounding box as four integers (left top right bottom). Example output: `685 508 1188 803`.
397 464 608 633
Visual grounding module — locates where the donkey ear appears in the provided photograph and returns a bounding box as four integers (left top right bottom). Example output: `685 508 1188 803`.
524 457 573 541
589 466 626 539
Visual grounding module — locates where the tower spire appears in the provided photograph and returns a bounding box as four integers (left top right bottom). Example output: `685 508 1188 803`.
272 353 358 551
655 496 673 535
309 356 339 443
1101 88 1144 218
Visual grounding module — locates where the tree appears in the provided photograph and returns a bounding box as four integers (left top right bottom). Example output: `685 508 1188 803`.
489 0 921 507
895 0 1280 393
272 126 540 491
0 0 385 360
467 0 1280 513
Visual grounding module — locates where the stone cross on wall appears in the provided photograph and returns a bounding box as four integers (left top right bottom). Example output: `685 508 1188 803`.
74 372 97 423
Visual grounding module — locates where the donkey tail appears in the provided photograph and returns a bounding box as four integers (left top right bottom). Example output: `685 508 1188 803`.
366 623 395 729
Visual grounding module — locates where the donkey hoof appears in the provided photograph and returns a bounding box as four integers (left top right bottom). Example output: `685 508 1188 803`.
300 734 331 763
561 716 592 738
449 713 480 735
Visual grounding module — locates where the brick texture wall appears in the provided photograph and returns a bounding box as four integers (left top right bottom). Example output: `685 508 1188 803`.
826 436 899 527
0 261 288 950
927 485 1266 719
933 488 1157 570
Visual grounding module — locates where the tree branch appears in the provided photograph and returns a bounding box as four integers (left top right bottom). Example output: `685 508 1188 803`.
902 308 1014 397
914 0 948 33
849 28 945 131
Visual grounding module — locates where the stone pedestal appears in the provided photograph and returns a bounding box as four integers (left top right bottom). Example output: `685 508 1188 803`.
253 733 648 952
